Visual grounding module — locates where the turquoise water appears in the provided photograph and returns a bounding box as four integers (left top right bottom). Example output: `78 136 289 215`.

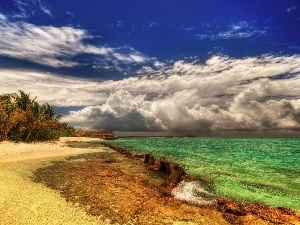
106 137 300 210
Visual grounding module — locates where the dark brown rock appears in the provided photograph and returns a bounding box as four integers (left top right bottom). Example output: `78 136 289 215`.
147 155 156 166
168 163 186 186
157 158 171 174
144 153 150 164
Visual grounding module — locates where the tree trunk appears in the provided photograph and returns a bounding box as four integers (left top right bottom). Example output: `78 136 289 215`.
25 128 33 142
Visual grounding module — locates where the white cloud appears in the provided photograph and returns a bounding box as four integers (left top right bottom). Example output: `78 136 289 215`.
35 0 53 17
75 55 300 133
63 89 166 132
62 80 300 133
129 54 148 63
1 54 299 134
149 22 159 28
0 14 7 20
153 61 166 68
0 15 150 68
287 6 297 13
66 11 74 18
0 69 109 107
9 0 53 18
196 20 268 40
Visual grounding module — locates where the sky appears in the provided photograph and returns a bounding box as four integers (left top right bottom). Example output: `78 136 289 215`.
0 0 300 136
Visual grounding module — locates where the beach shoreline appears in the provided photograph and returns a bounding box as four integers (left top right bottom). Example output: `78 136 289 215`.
0 137 299 224
99 141 300 224
0 137 112 225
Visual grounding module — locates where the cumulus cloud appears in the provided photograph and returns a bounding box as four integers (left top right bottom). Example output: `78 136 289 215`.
0 15 150 68
61 80 300 134
63 55 300 134
1 54 299 134
63 89 166 131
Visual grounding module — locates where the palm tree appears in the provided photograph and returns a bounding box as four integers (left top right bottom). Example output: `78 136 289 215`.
21 97 60 142
1 90 75 142
0 94 24 141
14 90 34 111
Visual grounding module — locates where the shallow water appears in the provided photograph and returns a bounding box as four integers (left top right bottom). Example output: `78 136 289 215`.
107 137 300 210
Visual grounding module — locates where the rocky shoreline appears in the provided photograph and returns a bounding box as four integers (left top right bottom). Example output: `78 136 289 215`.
101 142 187 189
32 141 300 225
101 142 300 224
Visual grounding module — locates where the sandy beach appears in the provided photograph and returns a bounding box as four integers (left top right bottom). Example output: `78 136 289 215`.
0 138 299 225
0 137 112 225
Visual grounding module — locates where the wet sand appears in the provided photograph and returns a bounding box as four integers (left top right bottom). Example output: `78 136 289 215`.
0 137 299 224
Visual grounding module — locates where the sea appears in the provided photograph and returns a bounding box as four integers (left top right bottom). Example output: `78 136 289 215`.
106 137 300 210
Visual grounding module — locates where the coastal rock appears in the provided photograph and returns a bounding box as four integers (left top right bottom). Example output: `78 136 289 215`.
101 142 135 159
168 163 186 186
144 154 156 166
157 158 172 175
146 157 186 187
217 198 300 225
218 198 247 216
103 143 187 187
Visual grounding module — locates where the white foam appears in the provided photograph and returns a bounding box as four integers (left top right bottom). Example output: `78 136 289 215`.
171 181 215 205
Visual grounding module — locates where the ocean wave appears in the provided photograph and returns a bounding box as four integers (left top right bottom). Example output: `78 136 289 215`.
171 181 216 205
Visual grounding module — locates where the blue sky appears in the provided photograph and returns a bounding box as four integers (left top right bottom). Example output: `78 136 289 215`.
0 0 300 136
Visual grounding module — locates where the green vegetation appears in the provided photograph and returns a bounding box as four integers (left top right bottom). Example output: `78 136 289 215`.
0 91 75 142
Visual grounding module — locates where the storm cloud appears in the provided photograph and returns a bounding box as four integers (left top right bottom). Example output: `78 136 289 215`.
62 80 300 134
